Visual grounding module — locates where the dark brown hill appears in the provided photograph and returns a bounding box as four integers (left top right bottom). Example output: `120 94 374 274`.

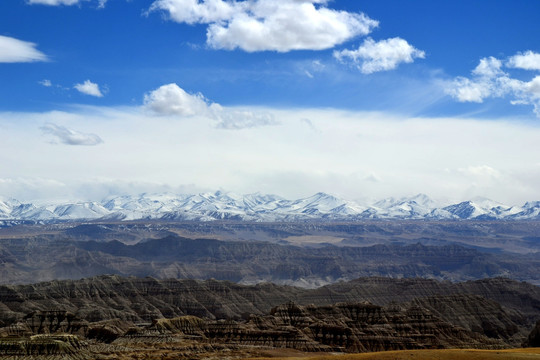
0 275 538 346
523 320 540 347
309 277 540 323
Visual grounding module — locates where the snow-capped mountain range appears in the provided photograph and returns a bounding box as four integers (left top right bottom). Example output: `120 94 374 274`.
0 192 539 223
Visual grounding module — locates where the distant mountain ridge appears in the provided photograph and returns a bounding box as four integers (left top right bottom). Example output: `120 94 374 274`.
1 191 539 223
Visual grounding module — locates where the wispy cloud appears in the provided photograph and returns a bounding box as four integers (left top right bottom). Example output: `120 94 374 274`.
143 83 277 129
40 123 104 146
74 80 104 97
334 37 425 74
27 0 108 7
446 51 540 117
148 0 378 52
39 79 52 87
0 35 48 63
458 165 501 179
211 106 278 129
28 0 84 5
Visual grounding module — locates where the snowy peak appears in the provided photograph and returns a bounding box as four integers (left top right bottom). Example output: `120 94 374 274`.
0 192 537 222
370 194 436 219
52 202 110 220
510 201 540 220
408 193 435 207
442 201 486 219
436 199 518 220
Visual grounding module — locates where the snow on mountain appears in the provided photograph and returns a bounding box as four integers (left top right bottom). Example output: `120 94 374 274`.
283 192 362 217
370 194 436 219
437 201 489 219
242 192 288 213
103 193 189 213
510 201 540 220
10 203 56 220
0 191 539 222
432 198 519 220
0 198 20 219
52 202 110 220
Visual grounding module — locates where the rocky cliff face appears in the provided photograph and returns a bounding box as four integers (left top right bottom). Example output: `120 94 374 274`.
0 275 538 349
0 275 303 324
0 334 89 359
0 301 517 357
306 277 540 324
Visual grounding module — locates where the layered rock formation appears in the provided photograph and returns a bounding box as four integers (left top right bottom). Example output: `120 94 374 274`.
0 334 89 359
0 276 538 348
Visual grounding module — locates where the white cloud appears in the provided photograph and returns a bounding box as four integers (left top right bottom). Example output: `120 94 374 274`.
472 56 504 78
28 0 82 4
144 83 209 116
39 79 52 87
40 123 104 146
149 0 378 52
507 50 540 71
0 35 48 63
333 37 425 74
149 0 238 24
74 80 104 97
3 107 540 204
458 165 500 179
143 83 277 128
301 118 318 132
446 57 507 103
300 59 326 78
211 105 278 129
447 77 491 103
364 173 381 183
27 0 107 7
446 52 540 117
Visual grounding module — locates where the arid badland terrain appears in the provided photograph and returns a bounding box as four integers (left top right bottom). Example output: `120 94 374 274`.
0 220 539 359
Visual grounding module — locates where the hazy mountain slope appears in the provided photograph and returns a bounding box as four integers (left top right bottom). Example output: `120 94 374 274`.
0 235 538 286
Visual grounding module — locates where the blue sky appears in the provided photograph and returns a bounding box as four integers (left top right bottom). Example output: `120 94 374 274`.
1 0 540 204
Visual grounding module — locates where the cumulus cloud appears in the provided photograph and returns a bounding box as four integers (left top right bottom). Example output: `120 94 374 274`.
40 123 104 146
149 0 378 52
74 80 104 97
0 35 48 63
507 50 540 71
447 57 505 103
446 51 540 117
333 37 425 74
149 0 237 24
143 83 209 116
143 83 277 128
